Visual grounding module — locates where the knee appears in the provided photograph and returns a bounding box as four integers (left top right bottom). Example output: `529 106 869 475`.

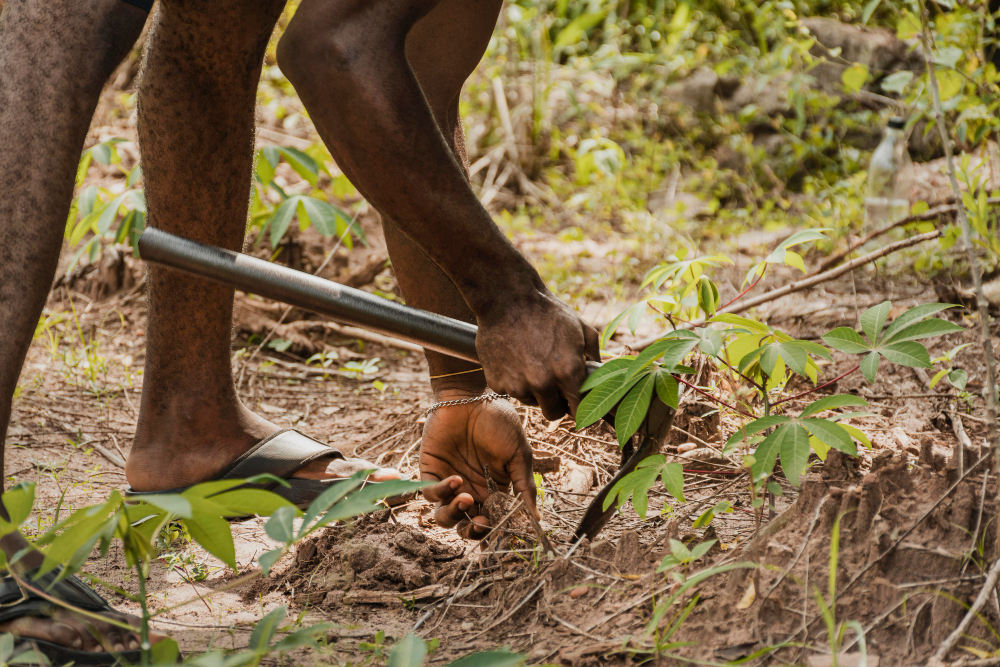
277 2 410 91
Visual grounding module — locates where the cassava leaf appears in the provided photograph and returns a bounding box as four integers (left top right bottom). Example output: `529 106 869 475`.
860 300 892 344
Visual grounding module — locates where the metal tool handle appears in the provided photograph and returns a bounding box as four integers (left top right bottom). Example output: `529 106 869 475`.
137 228 480 363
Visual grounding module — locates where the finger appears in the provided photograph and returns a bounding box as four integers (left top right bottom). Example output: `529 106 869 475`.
532 381 568 421
512 383 537 406
456 516 491 540
557 359 588 417
510 450 539 521
421 475 463 504
582 321 601 361
434 492 478 528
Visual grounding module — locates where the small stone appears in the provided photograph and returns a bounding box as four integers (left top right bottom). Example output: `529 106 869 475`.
570 586 589 599
460 622 474 631
322 591 344 608
677 442 698 453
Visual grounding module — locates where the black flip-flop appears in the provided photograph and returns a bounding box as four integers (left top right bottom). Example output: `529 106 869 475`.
125 428 408 509
0 569 142 666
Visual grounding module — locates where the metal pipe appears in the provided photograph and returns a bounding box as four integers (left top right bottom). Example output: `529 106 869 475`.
137 228 479 362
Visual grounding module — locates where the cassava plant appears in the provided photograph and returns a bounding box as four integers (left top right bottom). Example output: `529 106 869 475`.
581 231 965 522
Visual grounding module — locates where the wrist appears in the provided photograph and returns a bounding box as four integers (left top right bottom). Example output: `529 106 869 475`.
431 373 488 400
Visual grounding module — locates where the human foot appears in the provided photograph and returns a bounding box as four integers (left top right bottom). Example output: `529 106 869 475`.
126 399 399 493
419 388 537 539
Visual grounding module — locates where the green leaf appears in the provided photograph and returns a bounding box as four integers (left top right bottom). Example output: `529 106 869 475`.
277 147 319 186
841 63 869 94
264 505 298 545
300 472 367 535
710 313 771 334
615 373 656 446
255 148 277 186
879 341 931 368
821 327 870 354
445 650 526 667
948 368 968 391
725 416 790 448
267 197 299 246
777 425 811 486
184 505 237 569
880 70 913 94
661 462 685 502
554 11 606 48
840 423 872 449
861 0 883 24
388 633 428 667
860 301 891 344
881 319 963 345
1 483 35 528
801 419 857 457
580 357 633 392
576 373 642 430
258 548 284 576
799 394 868 418
929 368 949 389
689 539 717 561
653 369 679 409
135 494 193 519
750 429 782 479
881 304 957 340
249 605 287 652
860 351 881 382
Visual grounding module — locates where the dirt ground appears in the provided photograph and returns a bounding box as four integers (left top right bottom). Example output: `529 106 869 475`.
9 212 1000 666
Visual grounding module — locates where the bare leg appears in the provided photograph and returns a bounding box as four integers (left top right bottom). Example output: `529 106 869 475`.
280 0 536 537
0 0 150 651
126 0 398 490
278 0 598 425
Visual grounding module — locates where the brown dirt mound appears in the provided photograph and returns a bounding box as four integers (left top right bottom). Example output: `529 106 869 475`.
269 510 466 608
676 448 999 665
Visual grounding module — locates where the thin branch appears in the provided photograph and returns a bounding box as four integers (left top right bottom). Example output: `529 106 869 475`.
675 376 756 419
720 265 767 311
633 230 941 351
813 202 971 274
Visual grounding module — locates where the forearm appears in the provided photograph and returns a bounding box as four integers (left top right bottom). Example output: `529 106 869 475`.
281 3 545 317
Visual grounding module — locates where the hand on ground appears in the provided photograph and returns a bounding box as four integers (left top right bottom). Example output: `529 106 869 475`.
419 395 536 539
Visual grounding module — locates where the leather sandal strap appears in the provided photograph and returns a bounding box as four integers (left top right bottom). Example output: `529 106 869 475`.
0 569 111 615
216 429 345 482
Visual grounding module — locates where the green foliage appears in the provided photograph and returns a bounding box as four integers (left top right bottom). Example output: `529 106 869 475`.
822 301 962 382
657 539 716 572
602 455 685 520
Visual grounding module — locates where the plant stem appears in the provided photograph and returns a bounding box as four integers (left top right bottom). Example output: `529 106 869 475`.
674 376 755 418
720 265 766 311
919 12 999 454
137 563 151 667
772 365 860 408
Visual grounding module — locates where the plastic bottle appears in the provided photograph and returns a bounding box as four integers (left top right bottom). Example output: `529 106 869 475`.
865 117 913 227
